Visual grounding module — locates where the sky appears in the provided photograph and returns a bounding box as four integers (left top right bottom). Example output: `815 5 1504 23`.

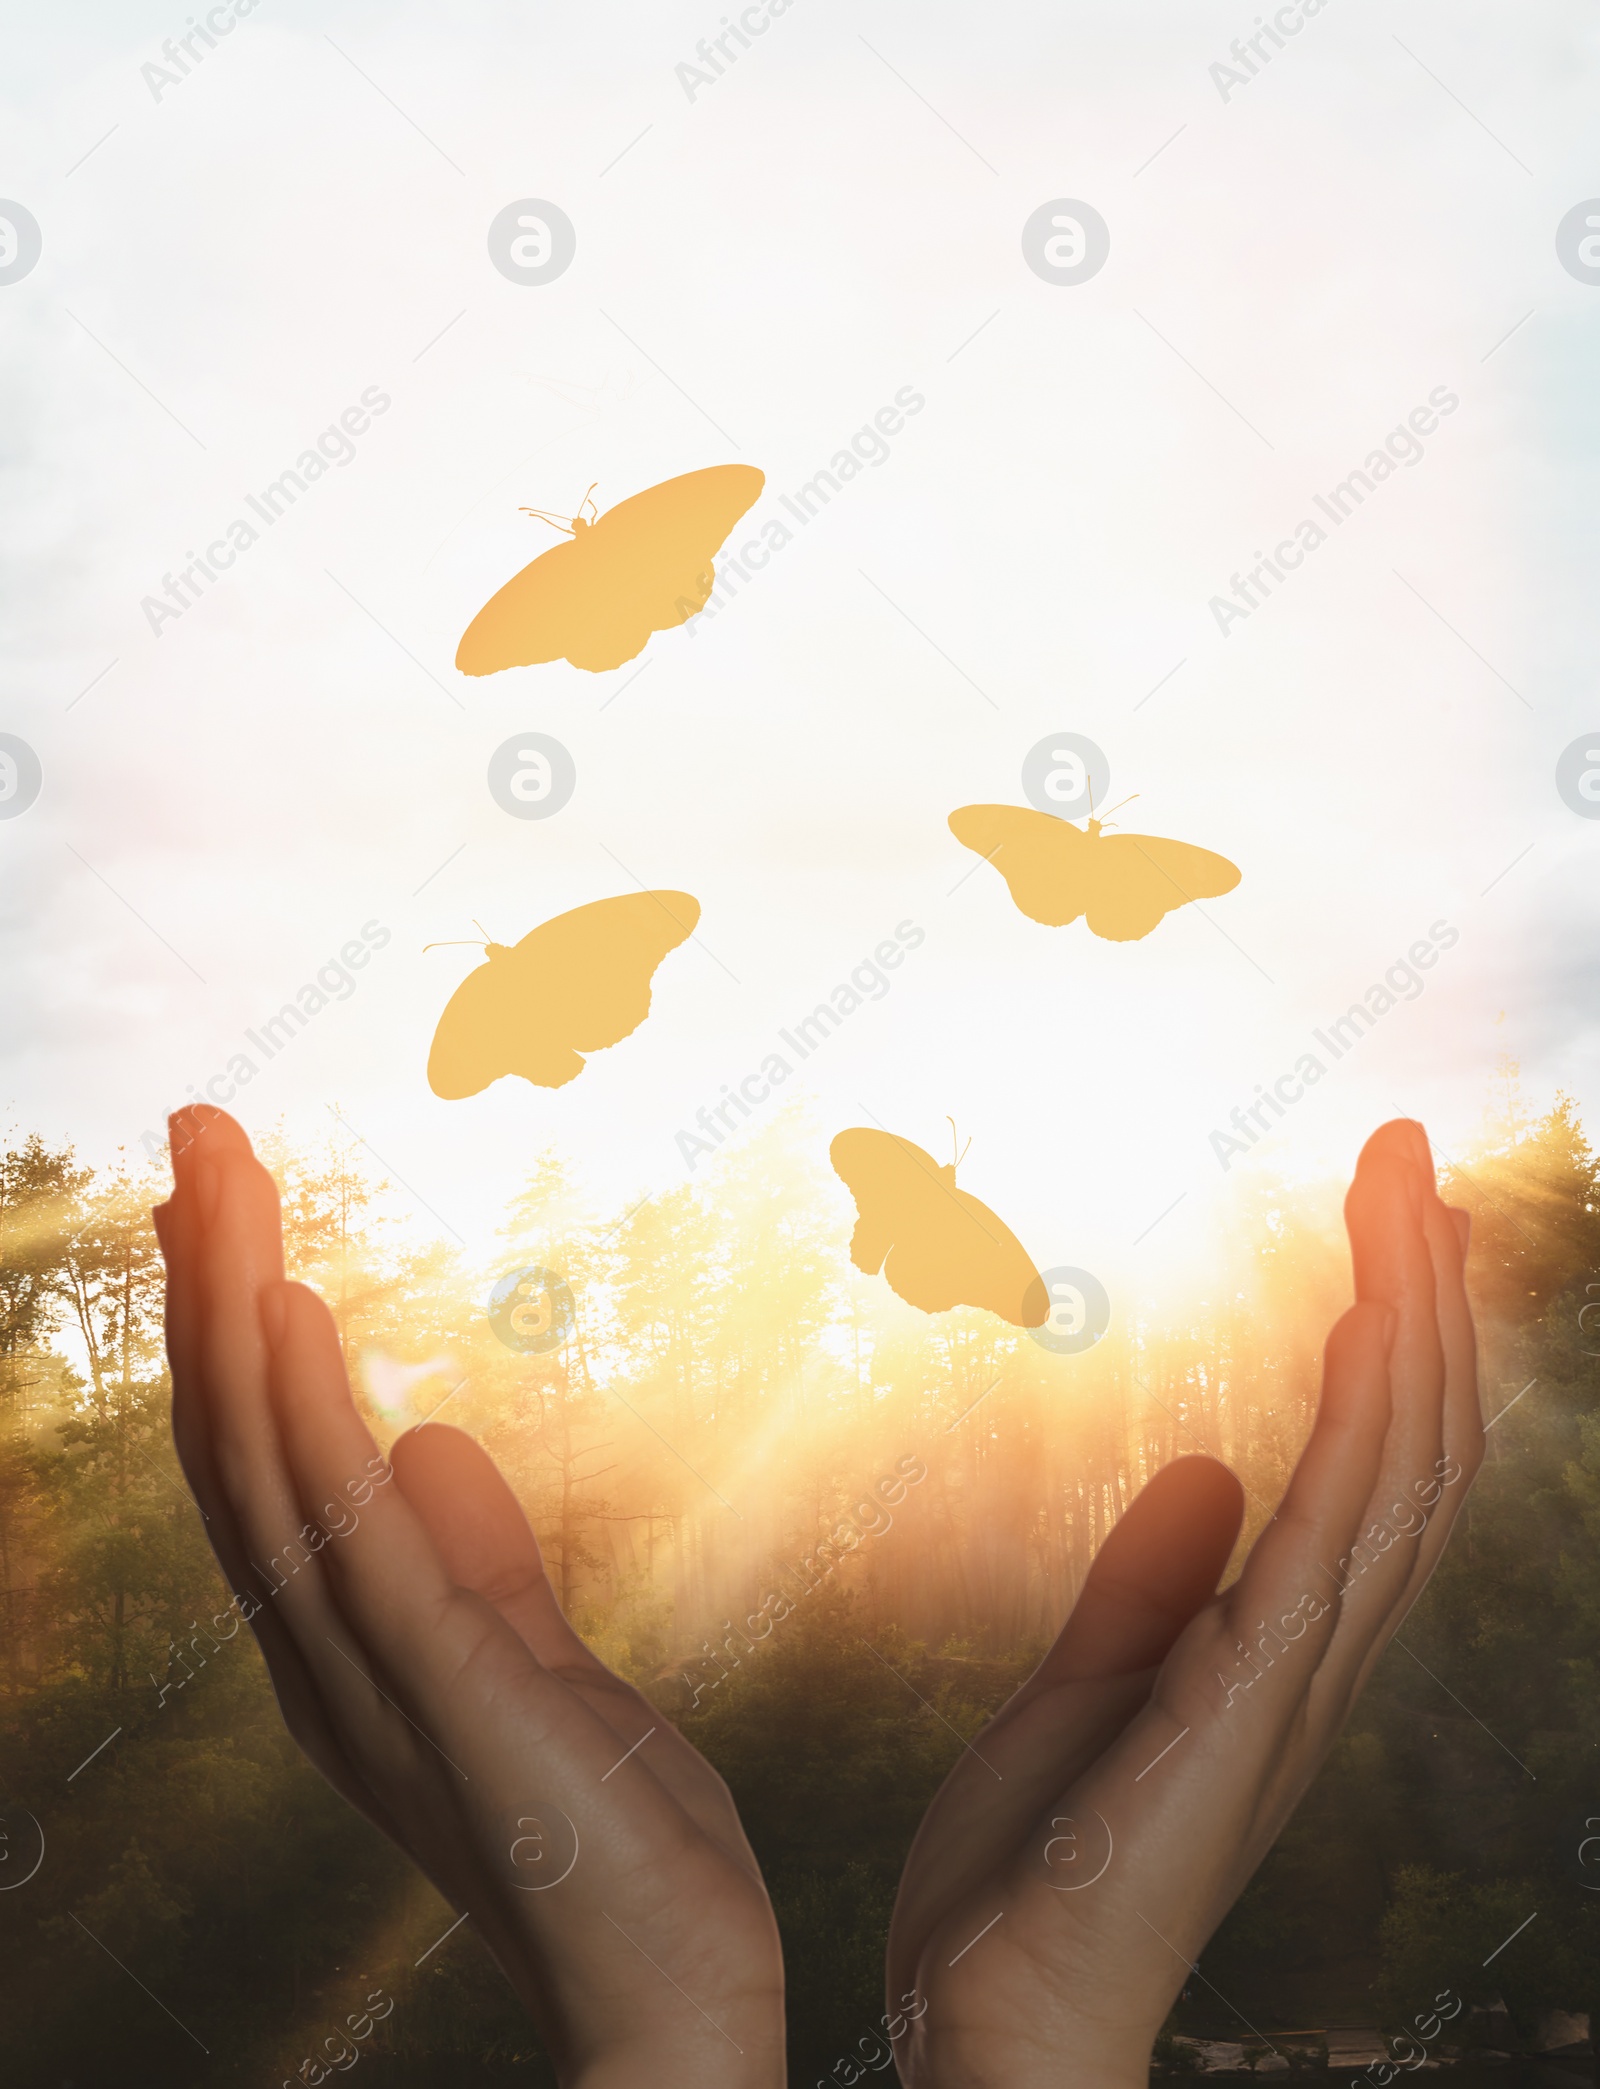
2 0 1597 1316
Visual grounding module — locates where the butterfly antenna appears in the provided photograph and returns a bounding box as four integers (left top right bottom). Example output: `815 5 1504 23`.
945 1116 973 1173
423 920 494 954
519 504 576 536
1099 791 1141 831
579 481 599 522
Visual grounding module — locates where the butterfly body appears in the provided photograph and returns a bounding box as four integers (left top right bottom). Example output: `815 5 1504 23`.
427 891 699 1098
830 1127 1048 1328
456 464 765 676
949 803 1241 941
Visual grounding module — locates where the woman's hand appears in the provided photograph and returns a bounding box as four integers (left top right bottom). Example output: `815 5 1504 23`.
154 1107 784 2089
886 1118 1480 2087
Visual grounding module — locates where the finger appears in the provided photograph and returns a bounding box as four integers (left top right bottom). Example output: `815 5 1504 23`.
1345 1123 1441 1390
901 1459 1243 1946
1332 1126 1445 1603
1346 1119 1432 1315
1310 1126 1456 1709
390 1423 758 1864
249 1279 501 1827
262 1283 600 1988
1035 1457 1244 1687
161 1108 250 1497
1342 1184 1483 1700
1207 1131 1437 1765
1218 1300 1392 1693
1431 1195 1482 1479
184 1125 291 1520
158 1176 271 1606
264 1282 609 1766
1175 1296 1403 1876
157 1114 392 1826
264 1280 728 1923
389 1425 607 1674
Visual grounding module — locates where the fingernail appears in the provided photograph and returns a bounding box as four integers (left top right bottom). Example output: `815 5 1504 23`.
193 1157 221 1224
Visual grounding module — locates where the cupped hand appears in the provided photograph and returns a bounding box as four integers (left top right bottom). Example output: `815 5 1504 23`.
886 1118 1480 2087
154 1108 784 2089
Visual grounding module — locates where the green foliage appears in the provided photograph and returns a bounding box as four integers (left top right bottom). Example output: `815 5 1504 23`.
1376 1865 1598 2034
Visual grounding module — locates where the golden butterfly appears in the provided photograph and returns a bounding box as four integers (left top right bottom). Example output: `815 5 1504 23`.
456 464 764 676
949 797 1241 942
427 891 699 1097
831 1121 1048 1328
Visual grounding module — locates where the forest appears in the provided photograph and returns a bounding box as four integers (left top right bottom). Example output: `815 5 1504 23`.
1 1080 1596 2083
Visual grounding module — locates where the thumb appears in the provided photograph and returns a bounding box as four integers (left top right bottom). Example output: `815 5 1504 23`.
1039 1455 1244 1685
388 1424 603 1675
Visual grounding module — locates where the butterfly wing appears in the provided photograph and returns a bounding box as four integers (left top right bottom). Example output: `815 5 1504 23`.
455 536 588 676
948 804 1093 927
1083 833 1241 942
578 464 765 665
428 890 700 1098
455 466 765 677
428 959 558 1098
830 1128 1047 1328
831 1129 938 1279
